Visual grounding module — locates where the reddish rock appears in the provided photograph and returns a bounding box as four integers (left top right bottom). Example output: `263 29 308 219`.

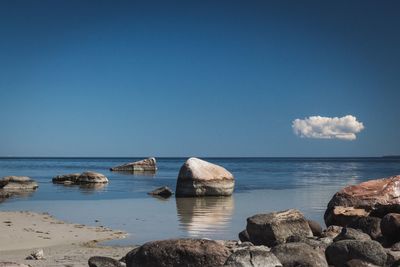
324 175 400 227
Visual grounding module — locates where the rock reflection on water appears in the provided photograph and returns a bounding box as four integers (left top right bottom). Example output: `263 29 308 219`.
112 170 156 177
53 183 107 194
176 196 234 237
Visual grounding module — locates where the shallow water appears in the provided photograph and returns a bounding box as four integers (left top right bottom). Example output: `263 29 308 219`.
0 157 399 245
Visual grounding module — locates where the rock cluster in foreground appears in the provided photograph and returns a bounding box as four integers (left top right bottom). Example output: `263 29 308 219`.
110 157 157 172
175 157 235 197
52 172 108 185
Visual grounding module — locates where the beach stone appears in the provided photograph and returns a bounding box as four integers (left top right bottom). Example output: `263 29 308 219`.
147 186 173 198
271 242 328 267
110 157 157 172
52 172 108 184
325 240 387 267
88 256 124 267
0 176 38 191
381 213 400 242
321 225 343 238
238 229 250 242
175 157 235 197
348 216 382 240
345 259 381 267
25 249 44 260
124 238 231 267
307 219 323 237
246 209 313 246
224 246 282 267
324 175 400 227
0 263 30 267
333 227 371 242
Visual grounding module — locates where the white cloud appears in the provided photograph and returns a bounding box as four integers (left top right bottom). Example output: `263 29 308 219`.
292 115 365 141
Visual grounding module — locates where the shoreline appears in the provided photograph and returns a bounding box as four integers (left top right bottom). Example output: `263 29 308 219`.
0 211 135 266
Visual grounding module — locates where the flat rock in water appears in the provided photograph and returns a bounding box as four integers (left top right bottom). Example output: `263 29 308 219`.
147 186 173 198
271 242 328 267
246 209 313 246
325 240 387 267
324 175 400 227
52 172 108 184
88 256 124 267
124 238 231 267
175 157 235 197
0 176 38 191
110 157 157 172
224 246 282 267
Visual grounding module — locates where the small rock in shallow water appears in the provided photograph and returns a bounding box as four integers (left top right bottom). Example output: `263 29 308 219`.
147 186 173 198
110 157 157 172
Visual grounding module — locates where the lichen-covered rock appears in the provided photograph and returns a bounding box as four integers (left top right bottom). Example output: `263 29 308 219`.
246 209 313 247
324 175 400 227
0 176 38 191
175 158 234 197
124 239 231 267
271 242 328 267
224 246 282 267
52 172 108 184
325 240 387 267
110 157 157 172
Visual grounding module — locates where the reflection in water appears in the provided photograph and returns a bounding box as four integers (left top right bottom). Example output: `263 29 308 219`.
111 170 156 177
176 196 234 237
0 190 36 203
53 183 107 194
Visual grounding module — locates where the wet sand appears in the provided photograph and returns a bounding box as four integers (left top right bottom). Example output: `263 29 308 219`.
0 211 134 266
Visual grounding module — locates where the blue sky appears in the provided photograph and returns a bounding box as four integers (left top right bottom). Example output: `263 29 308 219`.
0 0 399 157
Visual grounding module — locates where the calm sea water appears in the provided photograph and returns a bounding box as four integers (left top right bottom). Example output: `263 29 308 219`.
0 157 399 245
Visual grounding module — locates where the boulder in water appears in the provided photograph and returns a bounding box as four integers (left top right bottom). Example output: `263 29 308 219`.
110 157 157 172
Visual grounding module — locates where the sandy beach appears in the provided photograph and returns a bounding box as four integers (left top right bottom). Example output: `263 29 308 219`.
0 211 134 266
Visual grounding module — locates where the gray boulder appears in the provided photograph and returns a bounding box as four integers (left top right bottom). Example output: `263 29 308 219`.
325 240 387 267
333 227 371 242
224 246 282 267
0 176 38 191
381 213 400 243
110 157 157 172
148 186 173 198
348 217 382 240
124 239 231 267
175 158 235 197
246 209 313 246
271 242 328 267
52 172 108 184
88 256 124 267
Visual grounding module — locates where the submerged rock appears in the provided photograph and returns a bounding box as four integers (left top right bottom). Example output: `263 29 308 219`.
224 246 282 267
325 240 387 267
0 176 38 191
147 186 173 198
124 238 231 267
52 172 108 185
324 175 400 227
175 157 235 197
110 157 157 172
246 209 313 247
271 242 328 267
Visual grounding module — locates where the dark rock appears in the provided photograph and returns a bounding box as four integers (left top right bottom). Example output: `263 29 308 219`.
175 158 234 197
324 175 400 227
345 259 380 267
52 172 108 185
246 209 312 247
124 239 231 267
88 256 123 267
307 220 323 237
321 225 343 239
381 213 400 243
224 246 282 267
392 242 400 251
271 242 328 267
148 186 173 198
110 157 157 172
333 227 371 242
238 229 250 243
325 240 387 267
348 217 382 240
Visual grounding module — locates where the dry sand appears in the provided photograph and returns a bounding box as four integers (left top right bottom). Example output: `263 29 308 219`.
0 211 135 266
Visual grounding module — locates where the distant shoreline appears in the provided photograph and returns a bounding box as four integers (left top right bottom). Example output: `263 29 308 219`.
0 156 397 159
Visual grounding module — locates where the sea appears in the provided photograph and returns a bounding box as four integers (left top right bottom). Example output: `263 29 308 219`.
0 157 399 245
